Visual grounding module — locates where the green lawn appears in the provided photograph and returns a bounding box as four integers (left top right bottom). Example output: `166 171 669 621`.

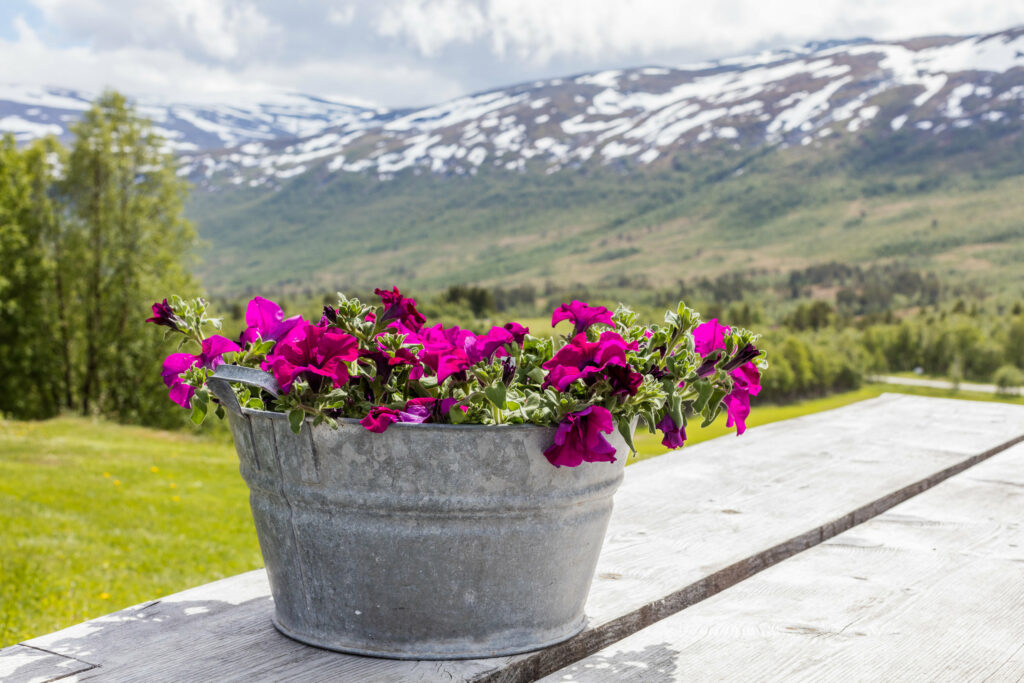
0 419 259 647
3 381 1023 647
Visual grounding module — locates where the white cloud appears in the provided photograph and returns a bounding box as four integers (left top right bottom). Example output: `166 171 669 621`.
377 0 1024 63
3 0 1023 108
375 0 487 57
0 11 461 107
31 0 276 63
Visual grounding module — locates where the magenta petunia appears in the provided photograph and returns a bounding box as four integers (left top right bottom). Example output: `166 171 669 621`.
146 299 179 331
503 321 529 346
375 286 427 333
240 297 304 346
723 361 762 435
264 321 359 393
693 319 731 356
360 406 401 433
656 413 686 449
359 397 461 433
551 300 615 336
417 324 512 383
161 353 199 408
602 364 644 397
161 335 240 409
417 324 475 383
541 331 630 391
465 326 514 364
543 406 618 468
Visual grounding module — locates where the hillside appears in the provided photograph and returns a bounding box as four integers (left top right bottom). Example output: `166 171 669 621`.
6 28 1024 296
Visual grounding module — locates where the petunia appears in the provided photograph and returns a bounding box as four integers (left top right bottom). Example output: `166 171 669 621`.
465 326 514 364
541 331 630 391
375 286 427 333
360 406 401 433
723 361 762 435
162 353 199 409
359 397 460 433
551 300 615 336
146 299 180 331
543 406 618 468
656 413 686 449
723 343 760 371
693 319 731 356
417 324 475 383
503 321 529 346
240 297 304 345
264 321 359 393
161 335 241 409
602 364 644 397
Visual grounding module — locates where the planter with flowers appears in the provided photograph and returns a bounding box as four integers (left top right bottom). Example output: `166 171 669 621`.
147 288 765 659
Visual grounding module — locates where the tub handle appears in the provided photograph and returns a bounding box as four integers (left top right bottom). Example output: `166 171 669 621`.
207 364 281 415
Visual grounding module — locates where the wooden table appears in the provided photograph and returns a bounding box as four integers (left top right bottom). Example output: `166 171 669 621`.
3 394 1024 682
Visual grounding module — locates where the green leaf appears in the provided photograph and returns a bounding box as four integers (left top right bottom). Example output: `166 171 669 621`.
449 405 469 424
692 381 714 412
527 367 546 384
616 418 637 456
484 383 507 410
190 392 208 425
288 410 305 434
704 387 728 422
702 404 723 428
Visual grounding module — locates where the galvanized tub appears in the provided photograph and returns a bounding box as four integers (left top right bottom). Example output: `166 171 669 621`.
208 365 627 659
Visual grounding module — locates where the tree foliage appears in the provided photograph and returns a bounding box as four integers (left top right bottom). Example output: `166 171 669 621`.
0 92 199 425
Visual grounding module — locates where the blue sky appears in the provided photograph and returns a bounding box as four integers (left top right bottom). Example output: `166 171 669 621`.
3 0 1024 107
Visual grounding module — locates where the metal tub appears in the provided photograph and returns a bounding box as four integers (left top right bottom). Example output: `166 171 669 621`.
208 366 626 659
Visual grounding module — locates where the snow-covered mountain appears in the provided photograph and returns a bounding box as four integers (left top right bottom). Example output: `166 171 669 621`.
4 27 1024 190
182 27 1024 188
0 85 380 152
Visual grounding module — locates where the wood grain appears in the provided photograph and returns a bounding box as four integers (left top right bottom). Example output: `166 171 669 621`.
0 644 94 682
544 440 1024 682
2 394 1023 682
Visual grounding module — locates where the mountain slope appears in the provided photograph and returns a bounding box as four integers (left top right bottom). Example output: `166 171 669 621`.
184 27 1024 295
6 27 1024 296
183 28 1024 187
0 85 379 153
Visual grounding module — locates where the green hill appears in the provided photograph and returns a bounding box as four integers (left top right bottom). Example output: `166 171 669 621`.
188 126 1024 297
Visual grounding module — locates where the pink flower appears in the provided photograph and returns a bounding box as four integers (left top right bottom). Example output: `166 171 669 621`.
602 364 644 397
375 286 426 333
359 397 460 433
656 413 686 449
146 299 179 331
360 406 401 433
551 300 615 336
465 326 514 364
723 362 762 435
264 321 358 393
418 324 475 383
161 335 240 408
543 406 618 468
239 297 303 345
693 319 731 356
503 321 529 346
541 331 630 391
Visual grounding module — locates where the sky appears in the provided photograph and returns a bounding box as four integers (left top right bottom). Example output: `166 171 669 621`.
3 0 1024 109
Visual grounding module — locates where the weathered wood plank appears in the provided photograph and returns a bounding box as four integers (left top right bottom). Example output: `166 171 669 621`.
544 440 1024 682
0 644 94 682
2 394 1023 682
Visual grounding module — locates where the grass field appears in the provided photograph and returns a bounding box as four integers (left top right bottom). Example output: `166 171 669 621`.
3 382 1023 648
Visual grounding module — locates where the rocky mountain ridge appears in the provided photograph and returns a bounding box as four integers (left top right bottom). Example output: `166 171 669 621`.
184 27 1024 188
